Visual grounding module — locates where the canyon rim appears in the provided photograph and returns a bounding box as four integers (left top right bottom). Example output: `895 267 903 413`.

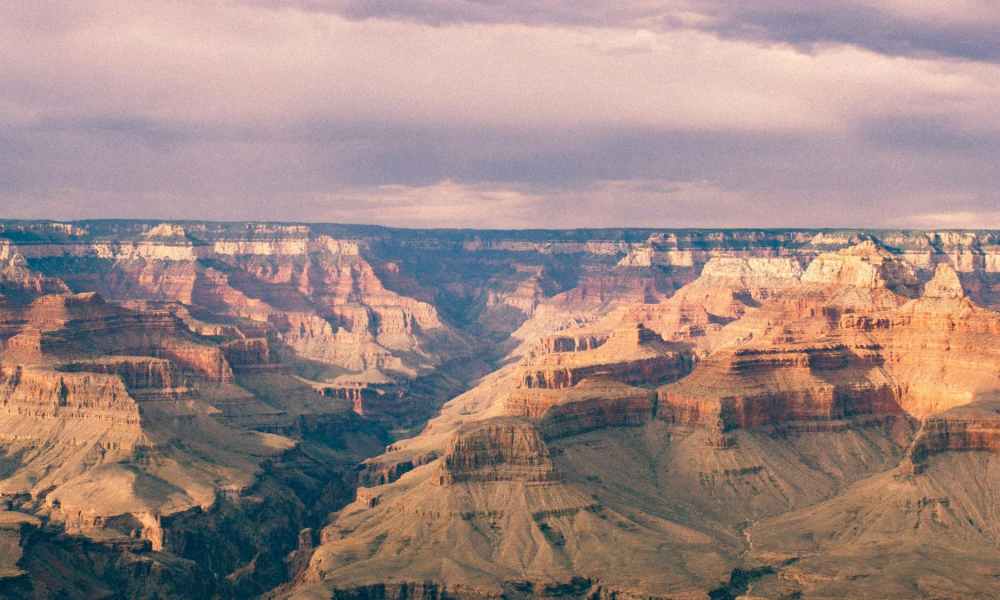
0 224 999 598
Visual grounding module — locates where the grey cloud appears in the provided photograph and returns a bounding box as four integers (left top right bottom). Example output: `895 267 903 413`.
242 0 660 28
2 1 999 228
859 115 1000 152
3 110 999 227
705 3 1000 62
257 0 1000 62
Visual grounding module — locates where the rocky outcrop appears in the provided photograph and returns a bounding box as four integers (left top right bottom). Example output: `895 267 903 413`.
438 419 558 485
60 357 179 393
152 340 233 383
322 379 401 419
221 338 272 370
535 331 609 354
520 324 692 389
0 511 211 599
0 510 40 581
923 262 965 299
520 355 686 390
0 365 143 436
904 397 1000 473
652 241 1000 434
699 256 803 286
658 342 904 432
801 239 918 295
0 253 69 300
861 278 1000 418
0 292 235 382
356 452 439 487
506 378 654 439
0 365 148 517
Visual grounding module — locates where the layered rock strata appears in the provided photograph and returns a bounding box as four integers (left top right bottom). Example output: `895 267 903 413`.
2 223 1000 599
904 395 1000 473
506 378 655 439
438 419 558 485
519 324 692 389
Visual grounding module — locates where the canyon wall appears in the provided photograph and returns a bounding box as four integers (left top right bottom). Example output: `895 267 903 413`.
2 221 1000 599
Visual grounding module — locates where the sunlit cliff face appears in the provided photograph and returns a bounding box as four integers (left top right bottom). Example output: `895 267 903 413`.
1 223 1000 597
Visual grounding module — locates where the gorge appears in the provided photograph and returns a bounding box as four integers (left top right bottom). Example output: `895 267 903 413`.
1 221 1000 599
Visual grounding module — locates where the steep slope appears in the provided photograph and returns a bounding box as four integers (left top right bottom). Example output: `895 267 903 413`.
295 418 734 600
288 239 1000 600
745 397 1000 599
2 223 1000 599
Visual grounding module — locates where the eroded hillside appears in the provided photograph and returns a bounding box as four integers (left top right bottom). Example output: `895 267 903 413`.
1 222 999 599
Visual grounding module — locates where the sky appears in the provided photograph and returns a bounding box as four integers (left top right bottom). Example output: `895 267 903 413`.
1 1 999 229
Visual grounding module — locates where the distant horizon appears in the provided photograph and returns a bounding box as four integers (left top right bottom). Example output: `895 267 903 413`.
0 217 997 235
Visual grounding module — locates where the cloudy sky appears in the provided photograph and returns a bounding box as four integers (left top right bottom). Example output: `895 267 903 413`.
2 1 999 228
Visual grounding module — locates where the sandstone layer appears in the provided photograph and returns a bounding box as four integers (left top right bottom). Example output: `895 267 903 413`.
1 222 1000 599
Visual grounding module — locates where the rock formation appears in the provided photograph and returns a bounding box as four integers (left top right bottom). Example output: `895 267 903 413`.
438 418 558 484
519 323 692 389
1 222 1000 599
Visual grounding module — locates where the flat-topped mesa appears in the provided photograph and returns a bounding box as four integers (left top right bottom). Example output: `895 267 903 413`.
904 397 1000 473
152 341 233 383
142 223 192 241
801 239 919 295
535 331 609 354
21 292 115 332
320 371 402 418
356 451 439 487
658 340 903 434
0 327 43 363
728 342 883 373
438 418 559 485
323 383 376 416
506 378 655 439
520 324 692 389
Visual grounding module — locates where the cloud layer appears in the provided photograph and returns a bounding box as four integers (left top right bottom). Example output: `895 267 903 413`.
1 1 998 228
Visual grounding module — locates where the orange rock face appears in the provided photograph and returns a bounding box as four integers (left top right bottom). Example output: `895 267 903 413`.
60 357 178 392
905 396 1000 472
0 364 142 431
439 419 558 484
506 378 655 439
519 324 693 389
658 341 904 431
3 223 1000 598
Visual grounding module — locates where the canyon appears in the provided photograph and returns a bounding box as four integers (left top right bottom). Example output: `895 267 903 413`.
1 221 999 599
